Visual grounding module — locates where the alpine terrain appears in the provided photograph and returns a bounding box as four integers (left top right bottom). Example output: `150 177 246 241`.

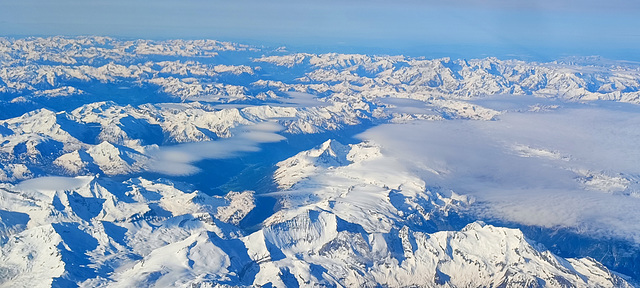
0 36 639 287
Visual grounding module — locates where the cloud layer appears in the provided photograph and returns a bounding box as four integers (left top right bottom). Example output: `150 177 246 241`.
358 100 640 242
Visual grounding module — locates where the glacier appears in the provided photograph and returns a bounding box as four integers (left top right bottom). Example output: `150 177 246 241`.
0 36 639 287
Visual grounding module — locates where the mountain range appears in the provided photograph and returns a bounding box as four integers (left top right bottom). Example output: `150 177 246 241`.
1 36 639 287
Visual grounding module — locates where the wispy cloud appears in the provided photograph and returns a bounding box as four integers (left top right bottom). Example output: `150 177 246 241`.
278 92 330 108
14 176 93 192
145 121 286 176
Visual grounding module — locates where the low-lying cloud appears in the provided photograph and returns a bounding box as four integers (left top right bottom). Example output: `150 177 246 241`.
358 101 640 243
278 92 331 108
146 121 286 176
14 175 93 193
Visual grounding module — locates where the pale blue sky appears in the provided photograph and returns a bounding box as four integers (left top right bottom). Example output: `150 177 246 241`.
1 0 639 60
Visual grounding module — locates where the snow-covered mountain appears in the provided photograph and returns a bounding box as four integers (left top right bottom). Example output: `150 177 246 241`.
0 143 633 287
1 36 639 287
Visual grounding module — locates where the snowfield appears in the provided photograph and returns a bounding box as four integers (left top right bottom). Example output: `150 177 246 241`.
0 36 639 287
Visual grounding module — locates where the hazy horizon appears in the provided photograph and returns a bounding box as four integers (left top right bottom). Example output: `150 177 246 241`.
1 0 639 61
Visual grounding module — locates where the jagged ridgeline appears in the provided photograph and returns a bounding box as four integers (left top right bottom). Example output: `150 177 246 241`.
0 36 639 287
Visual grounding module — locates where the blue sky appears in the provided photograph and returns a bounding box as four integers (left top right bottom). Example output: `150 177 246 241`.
1 0 639 60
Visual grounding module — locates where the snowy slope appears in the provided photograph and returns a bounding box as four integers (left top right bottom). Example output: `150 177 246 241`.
0 171 631 287
259 139 633 287
0 176 257 287
0 36 639 287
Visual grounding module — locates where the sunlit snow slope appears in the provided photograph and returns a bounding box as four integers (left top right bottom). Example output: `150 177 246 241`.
1 36 639 287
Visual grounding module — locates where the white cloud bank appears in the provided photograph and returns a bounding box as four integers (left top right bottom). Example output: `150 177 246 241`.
14 176 93 192
357 100 640 243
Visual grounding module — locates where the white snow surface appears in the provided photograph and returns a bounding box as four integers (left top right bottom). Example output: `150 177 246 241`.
0 36 638 287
